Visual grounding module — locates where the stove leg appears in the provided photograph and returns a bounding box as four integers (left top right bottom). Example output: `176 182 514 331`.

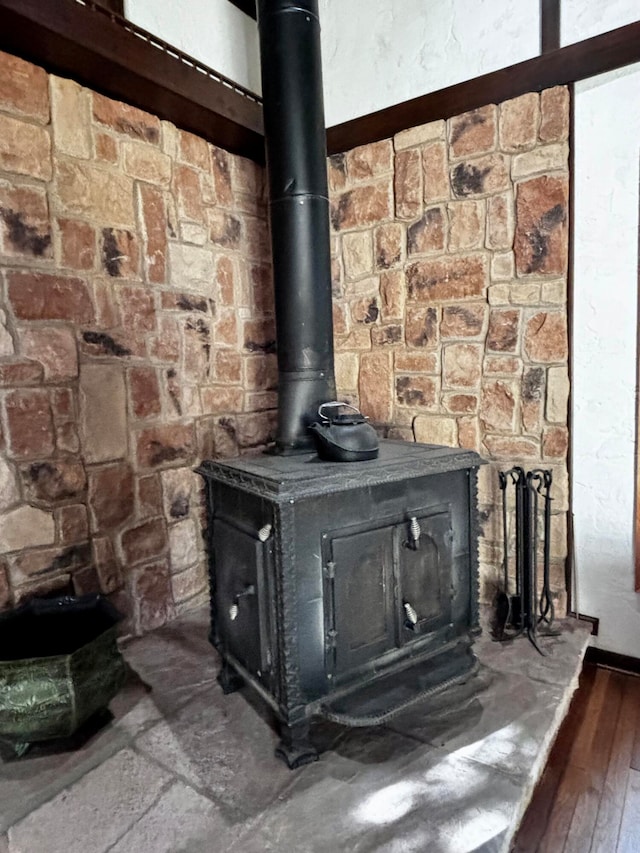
217 661 243 695
275 719 318 770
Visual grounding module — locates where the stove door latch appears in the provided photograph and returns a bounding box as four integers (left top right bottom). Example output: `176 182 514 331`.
229 584 256 621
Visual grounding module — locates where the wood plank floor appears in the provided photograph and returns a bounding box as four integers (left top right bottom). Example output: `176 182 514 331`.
513 664 640 852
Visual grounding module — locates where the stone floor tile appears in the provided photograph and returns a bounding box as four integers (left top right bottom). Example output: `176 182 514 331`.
134 685 295 823
7 748 172 853
109 781 241 853
0 670 161 832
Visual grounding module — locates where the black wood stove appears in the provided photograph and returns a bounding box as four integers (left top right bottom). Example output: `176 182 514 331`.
198 0 483 768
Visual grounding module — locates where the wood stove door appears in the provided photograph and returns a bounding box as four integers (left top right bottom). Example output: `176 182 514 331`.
395 508 453 643
327 527 395 677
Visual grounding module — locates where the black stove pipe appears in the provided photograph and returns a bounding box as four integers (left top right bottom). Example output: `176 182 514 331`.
257 0 336 453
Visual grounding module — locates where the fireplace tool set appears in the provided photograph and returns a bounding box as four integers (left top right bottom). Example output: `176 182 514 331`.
495 467 559 653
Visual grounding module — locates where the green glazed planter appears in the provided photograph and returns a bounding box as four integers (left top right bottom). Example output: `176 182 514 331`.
0 595 126 756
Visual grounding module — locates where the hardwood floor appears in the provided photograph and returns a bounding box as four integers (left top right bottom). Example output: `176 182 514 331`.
513 663 640 852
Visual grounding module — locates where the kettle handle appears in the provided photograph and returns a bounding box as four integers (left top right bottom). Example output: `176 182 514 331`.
318 401 364 422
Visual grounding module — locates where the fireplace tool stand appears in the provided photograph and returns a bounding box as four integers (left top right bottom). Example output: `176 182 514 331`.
496 467 559 653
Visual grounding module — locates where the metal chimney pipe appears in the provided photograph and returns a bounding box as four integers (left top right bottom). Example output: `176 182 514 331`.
257 0 336 453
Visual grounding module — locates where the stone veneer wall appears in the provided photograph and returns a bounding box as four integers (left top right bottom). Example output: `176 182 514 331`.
328 90 571 607
0 51 275 633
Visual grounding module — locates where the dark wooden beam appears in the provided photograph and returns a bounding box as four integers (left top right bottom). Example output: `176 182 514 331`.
584 647 640 676
541 0 561 53
0 0 264 162
228 0 257 20
327 20 640 155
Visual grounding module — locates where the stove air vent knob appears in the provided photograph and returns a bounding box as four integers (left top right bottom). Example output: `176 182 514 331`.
258 524 272 542
229 604 239 621
404 602 418 625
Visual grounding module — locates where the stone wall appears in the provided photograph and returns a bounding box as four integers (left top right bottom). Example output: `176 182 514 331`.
328 90 570 606
0 51 274 633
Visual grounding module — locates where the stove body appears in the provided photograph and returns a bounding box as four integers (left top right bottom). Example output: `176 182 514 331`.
199 441 481 764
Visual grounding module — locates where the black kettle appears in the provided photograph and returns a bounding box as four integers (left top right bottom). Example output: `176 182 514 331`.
308 402 379 463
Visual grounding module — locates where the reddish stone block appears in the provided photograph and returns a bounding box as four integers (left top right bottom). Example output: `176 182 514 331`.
72 566 101 596
160 291 209 313
149 316 181 362
449 106 496 159
444 393 478 414
458 416 480 451
22 458 87 502
138 473 162 519
216 255 236 306
483 435 539 460
380 270 405 321
201 386 244 414
480 380 516 431
214 350 242 383
117 285 155 333
0 359 43 386
0 560 10 610
129 366 161 419
346 140 393 181
235 410 277 449
394 149 422 220
101 228 139 279
51 387 74 420
499 93 539 152
243 318 276 354
210 146 233 206
95 132 118 163
0 182 51 259
375 223 403 269
351 296 379 325
209 209 242 248
173 164 204 222
56 422 80 454
524 312 568 363
139 185 167 284
20 326 78 380
539 87 569 144
88 462 135 533
121 518 167 566
93 536 123 593
543 426 569 459
130 559 174 633
92 92 160 144
408 208 445 255
395 352 438 374
407 255 487 302
395 375 437 408
515 176 568 276
406 306 438 348
0 114 51 180
57 504 89 544
359 352 392 423
136 423 196 469
328 153 347 192
441 305 485 338
58 218 95 270
7 271 95 323
4 389 55 458
0 51 49 123
423 141 450 203
486 309 520 353
331 181 393 230
179 129 210 171
451 154 510 199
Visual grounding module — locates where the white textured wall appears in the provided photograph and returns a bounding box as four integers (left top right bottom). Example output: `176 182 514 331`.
320 0 540 126
561 0 639 46
124 0 261 94
572 63 640 656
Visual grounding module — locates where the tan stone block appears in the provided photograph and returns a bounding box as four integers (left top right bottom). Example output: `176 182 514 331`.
486 192 515 250
394 120 445 150
448 200 485 251
346 140 393 181
331 181 393 230
408 207 445 255
21 327 78 381
0 180 52 260
51 76 91 158
540 87 570 143
440 304 485 338
0 505 55 554
0 458 20 512
359 352 392 422
509 282 541 305
344 274 379 297
21 459 86 504
0 51 49 123
524 312 567 363
93 92 160 144
487 283 509 305
451 153 509 199
168 517 199 572
328 153 347 192
138 185 167 284
483 435 539 460
491 252 515 281
546 366 570 423
480 380 517 431
80 364 127 463
335 325 372 351
449 106 496 159
375 223 404 269
458 416 480 451
0 114 51 180
395 352 438 374
335 352 359 392
123 140 171 186
443 343 482 388
371 324 403 347
0 308 15 357
395 375 437 409
394 149 422 220
512 143 569 179
136 423 195 469
499 93 539 152
350 295 379 325
407 254 488 302
423 141 450 203
169 243 214 293
0 359 43 387
541 279 566 305
55 160 134 226
514 173 568 277
58 218 95 271
486 308 520 353
380 270 405 321
406 306 438 348
342 230 373 278
413 415 458 446
549 511 568 558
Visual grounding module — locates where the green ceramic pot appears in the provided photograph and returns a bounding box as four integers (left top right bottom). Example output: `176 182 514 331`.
0 595 125 755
